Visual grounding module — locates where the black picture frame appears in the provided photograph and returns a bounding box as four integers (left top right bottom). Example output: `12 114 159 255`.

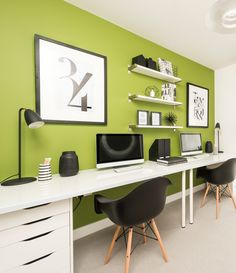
35 34 107 125
187 83 209 128
150 112 162 126
137 110 149 125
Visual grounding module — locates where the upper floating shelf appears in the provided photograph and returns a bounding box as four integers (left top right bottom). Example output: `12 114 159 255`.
129 125 183 129
128 64 182 83
128 94 182 106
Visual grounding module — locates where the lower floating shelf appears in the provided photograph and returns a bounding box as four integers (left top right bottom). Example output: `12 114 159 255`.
129 125 183 129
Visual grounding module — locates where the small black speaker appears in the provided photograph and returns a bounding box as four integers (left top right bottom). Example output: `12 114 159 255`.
205 141 213 153
146 58 157 70
59 151 79 177
149 139 171 161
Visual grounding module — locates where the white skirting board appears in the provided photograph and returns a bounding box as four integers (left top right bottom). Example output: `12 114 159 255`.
73 183 205 241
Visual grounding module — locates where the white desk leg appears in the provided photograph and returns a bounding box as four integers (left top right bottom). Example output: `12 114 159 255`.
182 171 186 228
189 169 193 224
69 198 74 273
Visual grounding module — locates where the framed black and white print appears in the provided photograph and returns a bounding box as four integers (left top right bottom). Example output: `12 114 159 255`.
150 112 162 126
187 83 209 128
35 35 107 124
137 110 149 125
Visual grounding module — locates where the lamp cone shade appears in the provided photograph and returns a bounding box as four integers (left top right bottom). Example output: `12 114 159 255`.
24 109 44 128
215 122 220 129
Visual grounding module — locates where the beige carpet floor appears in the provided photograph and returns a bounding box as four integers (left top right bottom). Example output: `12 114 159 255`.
74 190 236 273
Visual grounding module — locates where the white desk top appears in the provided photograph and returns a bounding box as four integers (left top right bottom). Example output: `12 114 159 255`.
0 154 233 215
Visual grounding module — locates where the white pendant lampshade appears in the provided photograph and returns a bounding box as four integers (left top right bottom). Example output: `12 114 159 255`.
206 0 236 34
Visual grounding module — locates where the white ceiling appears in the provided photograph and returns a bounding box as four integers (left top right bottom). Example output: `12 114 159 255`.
65 0 236 69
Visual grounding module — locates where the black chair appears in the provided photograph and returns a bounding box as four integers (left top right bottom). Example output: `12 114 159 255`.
197 158 236 219
94 177 172 273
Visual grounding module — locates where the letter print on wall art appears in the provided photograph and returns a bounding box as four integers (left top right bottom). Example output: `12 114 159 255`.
35 35 107 124
187 83 209 128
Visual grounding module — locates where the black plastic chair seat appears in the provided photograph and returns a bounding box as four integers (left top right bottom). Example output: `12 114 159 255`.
94 177 171 227
197 158 236 185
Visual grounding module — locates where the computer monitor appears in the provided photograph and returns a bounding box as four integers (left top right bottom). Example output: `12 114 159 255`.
96 134 144 169
180 133 203 156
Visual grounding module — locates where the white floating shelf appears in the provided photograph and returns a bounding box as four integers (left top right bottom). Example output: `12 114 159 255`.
129 94 182 106
128 64 182 83
129 125 183 129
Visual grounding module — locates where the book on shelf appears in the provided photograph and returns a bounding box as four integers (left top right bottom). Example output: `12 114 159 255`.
156 156 187 165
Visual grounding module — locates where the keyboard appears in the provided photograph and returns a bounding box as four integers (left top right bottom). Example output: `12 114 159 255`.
113 165 143 173
185 153 210 161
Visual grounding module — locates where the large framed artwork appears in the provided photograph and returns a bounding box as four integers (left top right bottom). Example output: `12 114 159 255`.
35 34 107 124
187 83 209 128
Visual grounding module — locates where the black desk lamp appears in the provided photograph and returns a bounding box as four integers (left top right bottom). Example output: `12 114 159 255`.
2 108 44 186
215 122 224 153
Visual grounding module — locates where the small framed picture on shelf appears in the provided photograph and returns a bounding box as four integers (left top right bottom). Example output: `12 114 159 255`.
150 112 162 126
137 110 149 125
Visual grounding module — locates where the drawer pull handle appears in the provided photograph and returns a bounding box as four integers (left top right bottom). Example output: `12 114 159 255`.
23 231 53 241
23 216 52 225
23 252 53 265
24 203 50 210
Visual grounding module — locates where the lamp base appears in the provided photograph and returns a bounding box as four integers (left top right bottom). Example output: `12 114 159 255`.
218 151 224 153
1 177 37 186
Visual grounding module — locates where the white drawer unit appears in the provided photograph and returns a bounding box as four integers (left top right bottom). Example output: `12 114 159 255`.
5 248 70 273
0 199 73 273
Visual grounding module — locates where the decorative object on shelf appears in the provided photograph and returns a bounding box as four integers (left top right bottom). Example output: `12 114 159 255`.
150 112 162 126
172 65 178 77
205 141 213 153
146 57 157 70
215 123 224 153
161 83 176 101
132 54 146 67
187 83 209 128
35 34 107 125
158 58 173 75
59 151 79 177
137 110 149 125
165 112 177 126
1 109 45 186
38 163 52 182
145 85 159 98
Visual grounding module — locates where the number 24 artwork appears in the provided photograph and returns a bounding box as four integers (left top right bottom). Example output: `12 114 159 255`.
35 35 107 124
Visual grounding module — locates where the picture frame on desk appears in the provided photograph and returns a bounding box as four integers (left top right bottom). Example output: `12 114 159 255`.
137 110 149 125
187 83 209 128
35 34 107 125
150 111 162 126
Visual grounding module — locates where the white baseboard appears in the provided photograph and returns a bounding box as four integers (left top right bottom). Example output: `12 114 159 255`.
73 183 205 241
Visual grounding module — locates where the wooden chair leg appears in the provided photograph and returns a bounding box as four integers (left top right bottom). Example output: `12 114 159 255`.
104 225 121 264
124 227 133 273
200 184 211 208
150 219 168 262
216 186 219 219
227 184 236 209
219 185 222 202
142 223 147 244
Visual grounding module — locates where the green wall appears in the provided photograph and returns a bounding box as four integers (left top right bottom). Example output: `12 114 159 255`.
0 0 214 228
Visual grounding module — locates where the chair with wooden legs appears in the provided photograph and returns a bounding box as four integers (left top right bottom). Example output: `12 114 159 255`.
197 158 236 219
94 177 171 273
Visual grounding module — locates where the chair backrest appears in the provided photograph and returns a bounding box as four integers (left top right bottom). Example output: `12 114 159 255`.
205 158 236 185
95 177 171 226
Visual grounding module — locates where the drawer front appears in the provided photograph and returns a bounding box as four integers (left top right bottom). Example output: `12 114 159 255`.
0 199 69 231
0 212 69 248
5 248 70 273
0 226 69 272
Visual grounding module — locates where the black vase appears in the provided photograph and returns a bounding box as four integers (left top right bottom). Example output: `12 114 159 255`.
205 141 213 153
59 151 79 177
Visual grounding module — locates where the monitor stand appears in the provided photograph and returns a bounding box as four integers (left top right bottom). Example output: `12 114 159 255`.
113 165 143 173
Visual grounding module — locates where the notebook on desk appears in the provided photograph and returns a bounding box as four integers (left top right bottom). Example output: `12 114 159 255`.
156 156 187 165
